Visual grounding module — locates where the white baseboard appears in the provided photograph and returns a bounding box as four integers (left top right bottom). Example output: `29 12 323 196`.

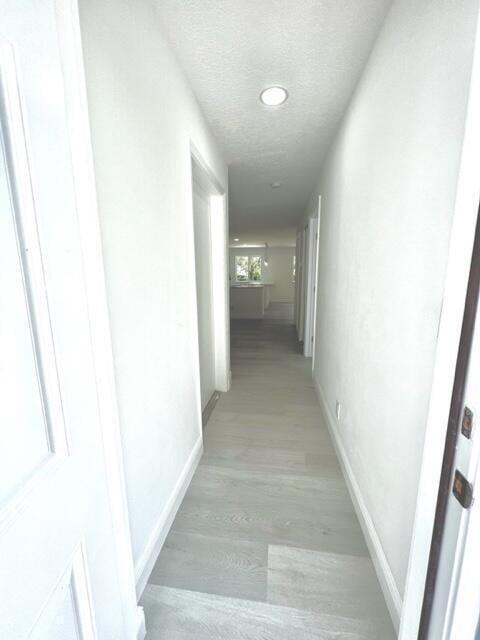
135 606 146 640
313 378 402 632
134 436 203 598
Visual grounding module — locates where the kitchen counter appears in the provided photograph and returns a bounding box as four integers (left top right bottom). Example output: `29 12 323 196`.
230 283 273 318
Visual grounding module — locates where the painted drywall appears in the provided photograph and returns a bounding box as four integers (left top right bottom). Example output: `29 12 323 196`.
229 247 295 303
300 0 479 606
78 0 227 579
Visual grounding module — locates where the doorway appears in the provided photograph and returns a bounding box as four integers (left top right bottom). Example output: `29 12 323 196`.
304 199 321 359
190 150 230 426
295 197 321 358
295 224 308 343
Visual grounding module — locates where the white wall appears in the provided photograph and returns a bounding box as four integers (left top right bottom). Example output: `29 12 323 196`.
300 0 479 617
229 247 295 303
78 0 227 589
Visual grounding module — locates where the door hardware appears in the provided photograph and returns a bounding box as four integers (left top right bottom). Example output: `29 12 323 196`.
452 469 474 509
461 406 474 439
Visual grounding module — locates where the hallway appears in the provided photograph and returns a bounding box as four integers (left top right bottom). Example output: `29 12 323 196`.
6 2 480 638
141 307 395 638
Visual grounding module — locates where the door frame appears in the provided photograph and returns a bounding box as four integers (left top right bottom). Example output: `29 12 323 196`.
399 8 480 638
294 231 301 334
55 1 144 637
448 403 480 637
190 145 230 415
418 202 480 638
297 224 308 342
304 197 322 359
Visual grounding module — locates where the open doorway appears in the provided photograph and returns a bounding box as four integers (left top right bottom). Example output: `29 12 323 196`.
304 198 322 359
295 224 308 343
295 197 321 359
191 149 230 427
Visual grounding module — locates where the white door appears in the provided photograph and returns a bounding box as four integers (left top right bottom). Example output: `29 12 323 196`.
298 225 308 342
193 179 216 411
0 3 129 638
294 232 301 333
304 215 320 358
428 222 480 639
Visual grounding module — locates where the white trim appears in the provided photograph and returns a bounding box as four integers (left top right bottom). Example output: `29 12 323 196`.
134 436 204 598
294 232 302 336
190 145 230 397
313 378 402 632
303 217 316 357
54 2 143 637
135 606 146 640
399 8 480 638
311 197 321 371
304 204 321 358
71 541 98 639
0 43 69 457
297 226 308 342
210 192 230 392
449 445 480 638
190 142 225 195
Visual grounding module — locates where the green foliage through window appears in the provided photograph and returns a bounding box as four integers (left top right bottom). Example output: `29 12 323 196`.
235 256 249 281
249 256 262 281
235 255 262 282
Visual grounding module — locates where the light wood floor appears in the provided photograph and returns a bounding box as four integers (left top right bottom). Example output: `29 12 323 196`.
142 305 396 639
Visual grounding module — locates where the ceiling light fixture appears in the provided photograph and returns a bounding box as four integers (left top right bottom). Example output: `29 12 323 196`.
233 238 240 242
260 86 288 107
271 182 282 188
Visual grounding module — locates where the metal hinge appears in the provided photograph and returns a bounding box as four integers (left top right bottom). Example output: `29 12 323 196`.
452 469 474 509
462 406 474 439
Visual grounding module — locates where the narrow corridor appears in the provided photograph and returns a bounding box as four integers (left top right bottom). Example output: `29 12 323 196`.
141 305 395 639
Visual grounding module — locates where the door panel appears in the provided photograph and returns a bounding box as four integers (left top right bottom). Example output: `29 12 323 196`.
0 142 50 497
29 543 97 640
423 206 480 639
304 216 319 358
0 3 127 638
429 297 480 638
298 226 308 342
428 312 479 637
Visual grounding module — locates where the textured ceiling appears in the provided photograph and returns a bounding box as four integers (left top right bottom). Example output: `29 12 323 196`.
155 0 392 242
229 227 297 248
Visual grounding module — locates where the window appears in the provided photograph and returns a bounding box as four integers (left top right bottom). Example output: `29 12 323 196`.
235 256 249 281
235 255 262 282
249 256 262 281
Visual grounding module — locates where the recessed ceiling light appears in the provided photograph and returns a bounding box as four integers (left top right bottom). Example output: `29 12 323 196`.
233 237 240 242
271 182 282 188
260 86 288 107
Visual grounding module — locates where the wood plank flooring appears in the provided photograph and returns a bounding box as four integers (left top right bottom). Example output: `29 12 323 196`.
142 306 396 639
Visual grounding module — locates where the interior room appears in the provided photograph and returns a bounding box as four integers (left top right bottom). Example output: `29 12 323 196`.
229 241 296 320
